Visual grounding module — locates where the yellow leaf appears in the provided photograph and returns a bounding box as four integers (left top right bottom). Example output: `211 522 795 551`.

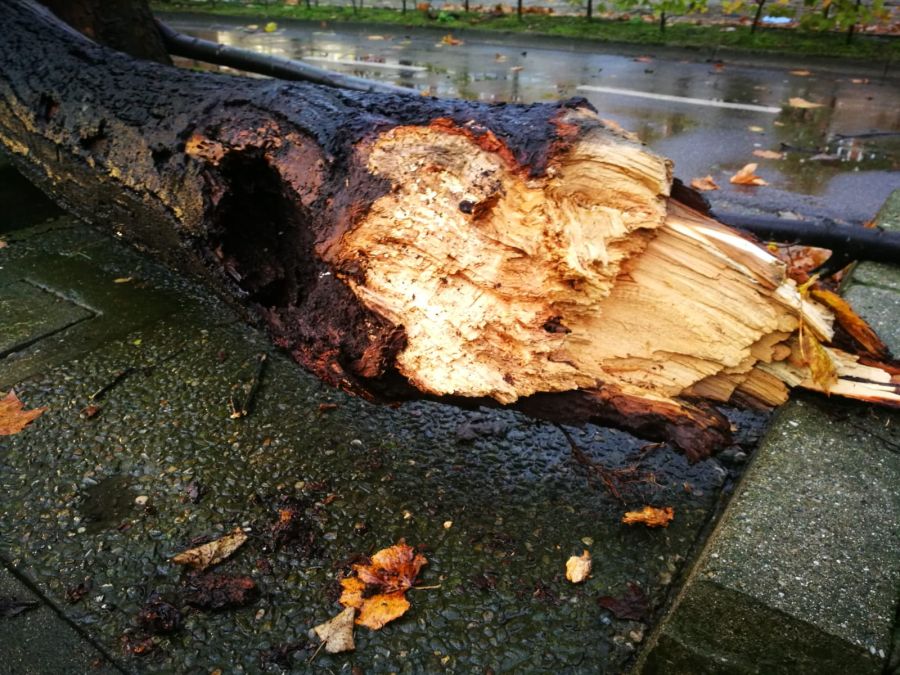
622 506 674 528
113 277 133 284
356 592 410 630
367 34 385 40
810 288 889 359
263 22 278 33
752 149 784 160
798 329 838 392
747 125 765 133
788 97 823 109
565 550 592 583
690 175 719 191
313 607 356 653
0 390 47 436
729 163 768 186
171 527 248 570
441 34 463 46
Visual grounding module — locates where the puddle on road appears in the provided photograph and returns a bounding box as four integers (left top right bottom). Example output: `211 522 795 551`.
78 474 135 534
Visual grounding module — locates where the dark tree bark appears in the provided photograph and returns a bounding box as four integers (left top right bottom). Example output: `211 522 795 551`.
1 0 897 461
39 0 171 64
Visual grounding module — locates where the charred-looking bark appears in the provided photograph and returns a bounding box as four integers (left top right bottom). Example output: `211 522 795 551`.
1 0 897 461
39 0 171 64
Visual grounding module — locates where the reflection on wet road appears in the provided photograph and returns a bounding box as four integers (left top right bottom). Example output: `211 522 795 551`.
166 14 900 222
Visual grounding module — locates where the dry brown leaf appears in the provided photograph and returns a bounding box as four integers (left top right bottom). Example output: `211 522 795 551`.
810 288 889 359
752 149 784 160
171 527 248 570
0 239 7 249
0 390 47 436
622 506 674 528
798 329 838 392
441 34 463 46
690 175 719 191
565 550 592 583
769 244 832 284
788 97 823 109
338 541 427 630
729 163 768 186
313 607 356 653
789 69 811 76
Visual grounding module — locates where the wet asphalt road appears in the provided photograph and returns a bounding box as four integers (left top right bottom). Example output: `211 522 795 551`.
164 14 900 225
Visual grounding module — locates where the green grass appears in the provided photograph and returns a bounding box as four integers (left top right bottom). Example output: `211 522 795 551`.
153 2 900 61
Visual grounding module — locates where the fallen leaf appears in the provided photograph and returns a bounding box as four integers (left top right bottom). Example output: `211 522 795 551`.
597 582 649 621
81 404 102 419
509 65 524 72
495 53 507 62
788 97 823 109
747 125 765 133
769 244 831 284
0 596 40 618
313 607 356 653
441 33 463 46
113 277 133 284
729 163 768 186
752 149 784 160
0 390 47 436
622 505 674 528
789 69 811 76
367 34 385 40
634 56 653 63
850 78 869 84
318 402 338 412
136 593 182 635
0 239 7 249
181 572 258 610
690 175 719 191
565 550 592 584
171 527 248 570
339 541 427 629
264 21 278 33
121 633 155 656
798 329 838 392
810 288 889 359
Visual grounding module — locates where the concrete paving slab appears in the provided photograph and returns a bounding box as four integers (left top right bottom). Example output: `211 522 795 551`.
636 190 900 674
0 564 119 675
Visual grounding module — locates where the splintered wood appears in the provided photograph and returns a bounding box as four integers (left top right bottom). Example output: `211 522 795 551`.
336 110 899 422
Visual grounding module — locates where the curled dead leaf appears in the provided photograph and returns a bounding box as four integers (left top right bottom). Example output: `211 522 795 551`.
809 288 889 359
729 163 768 187
441 34 463 46
622 506 674 528
0 390 47 436
313 607 356 653
752 149 784 160
171 527 248 571
797 329 838 392
690 175 719 192
769 244 832 284
338 541 427 630
565 550 592 584
788 97 823 109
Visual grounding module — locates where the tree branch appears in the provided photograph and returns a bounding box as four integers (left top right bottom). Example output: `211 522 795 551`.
155 20 414 96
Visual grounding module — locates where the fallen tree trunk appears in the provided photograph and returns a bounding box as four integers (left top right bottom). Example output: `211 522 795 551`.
1 0 897 460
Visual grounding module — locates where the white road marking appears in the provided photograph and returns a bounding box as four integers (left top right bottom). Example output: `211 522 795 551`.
303 56 426 72
576 85 781 113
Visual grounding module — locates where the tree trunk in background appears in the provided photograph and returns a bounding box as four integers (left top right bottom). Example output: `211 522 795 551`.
2 0 897 461
39 0 171 64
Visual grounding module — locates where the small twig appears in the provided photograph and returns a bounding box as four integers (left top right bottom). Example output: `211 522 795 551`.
307 640 325 664
230 353 268 419
89 367 137 401
410 584 442 591
556 424 654 503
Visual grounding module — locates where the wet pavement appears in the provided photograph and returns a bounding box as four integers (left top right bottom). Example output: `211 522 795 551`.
0 163 764 672
164 14 900 224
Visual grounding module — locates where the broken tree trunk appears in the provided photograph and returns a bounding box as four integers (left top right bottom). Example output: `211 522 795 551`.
1 0 897 460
